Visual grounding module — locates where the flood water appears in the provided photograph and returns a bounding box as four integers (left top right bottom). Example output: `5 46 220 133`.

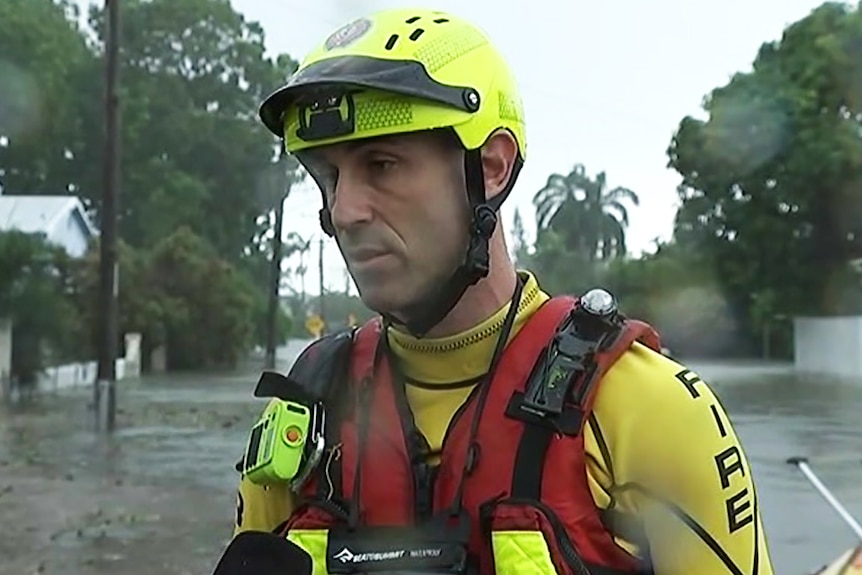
0 348 859 575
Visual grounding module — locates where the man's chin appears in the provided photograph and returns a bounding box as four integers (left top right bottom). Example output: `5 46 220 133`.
357 294 400 317
355 284 410 318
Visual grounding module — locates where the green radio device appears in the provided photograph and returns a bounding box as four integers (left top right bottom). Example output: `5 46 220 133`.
241 371 326 491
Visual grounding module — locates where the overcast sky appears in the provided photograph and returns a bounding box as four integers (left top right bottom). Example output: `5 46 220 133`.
81 0 826 294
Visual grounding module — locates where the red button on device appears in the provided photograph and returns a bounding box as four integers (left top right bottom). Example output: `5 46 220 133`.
284 426 302 444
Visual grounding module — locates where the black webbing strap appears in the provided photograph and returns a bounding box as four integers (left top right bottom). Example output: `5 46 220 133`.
511 424 554 499
510 303 620 499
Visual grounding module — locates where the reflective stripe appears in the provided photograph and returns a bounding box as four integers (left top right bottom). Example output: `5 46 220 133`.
287 529 330 575
491 530 558 575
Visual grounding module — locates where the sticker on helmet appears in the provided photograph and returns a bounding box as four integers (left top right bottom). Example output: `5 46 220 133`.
324 18 372 51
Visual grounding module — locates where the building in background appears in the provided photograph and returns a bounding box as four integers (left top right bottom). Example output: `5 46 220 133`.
0 192 97 258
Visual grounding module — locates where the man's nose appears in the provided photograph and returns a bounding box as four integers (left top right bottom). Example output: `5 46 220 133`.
329 173 374 232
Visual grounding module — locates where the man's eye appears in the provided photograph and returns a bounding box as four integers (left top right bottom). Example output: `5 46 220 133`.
368 159 395 172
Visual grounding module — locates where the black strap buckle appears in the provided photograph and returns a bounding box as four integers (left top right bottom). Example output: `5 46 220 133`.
520 325 594 416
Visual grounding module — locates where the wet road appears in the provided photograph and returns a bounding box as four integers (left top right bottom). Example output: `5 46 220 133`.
0 350 860 575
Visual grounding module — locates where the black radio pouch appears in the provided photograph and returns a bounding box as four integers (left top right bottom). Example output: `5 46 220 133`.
236 328 356 479
254 328 356 405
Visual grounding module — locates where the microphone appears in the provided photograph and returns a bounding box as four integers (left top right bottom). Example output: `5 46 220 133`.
212 531 313 575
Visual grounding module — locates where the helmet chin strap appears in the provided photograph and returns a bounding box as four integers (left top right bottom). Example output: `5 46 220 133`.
381 149 496 337
318 148 522 338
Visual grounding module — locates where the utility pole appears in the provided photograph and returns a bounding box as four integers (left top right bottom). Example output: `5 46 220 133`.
318 236 326 333
264 188 287 370
96 0 121 433
299 255 307 306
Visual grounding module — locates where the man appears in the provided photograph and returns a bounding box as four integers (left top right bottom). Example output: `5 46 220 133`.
235 7 774 575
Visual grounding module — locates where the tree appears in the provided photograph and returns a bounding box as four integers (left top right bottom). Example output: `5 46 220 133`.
85 0 300 261
0 0 307 372
668 2 862 328
142 226 258 369
0 231 81 385
71 227 260 371
0 0 95 196
69 238 163 364
533 164 639 261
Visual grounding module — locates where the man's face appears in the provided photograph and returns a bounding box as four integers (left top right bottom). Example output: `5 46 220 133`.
302 131 470 316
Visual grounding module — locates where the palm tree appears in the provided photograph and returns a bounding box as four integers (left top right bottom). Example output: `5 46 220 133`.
532 164 639 261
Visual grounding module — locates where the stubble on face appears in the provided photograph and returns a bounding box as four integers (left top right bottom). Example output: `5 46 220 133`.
319 130 470 317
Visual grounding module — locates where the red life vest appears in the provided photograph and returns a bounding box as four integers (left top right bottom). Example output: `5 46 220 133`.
281 295 661 575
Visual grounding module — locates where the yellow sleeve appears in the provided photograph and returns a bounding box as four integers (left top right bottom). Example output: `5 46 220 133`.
233 475 296 536
585 343 775 575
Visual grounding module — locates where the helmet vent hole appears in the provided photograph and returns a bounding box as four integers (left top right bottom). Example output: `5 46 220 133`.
385 34 399 50
405 16 421 23
433 18 449 23
409 28 425 41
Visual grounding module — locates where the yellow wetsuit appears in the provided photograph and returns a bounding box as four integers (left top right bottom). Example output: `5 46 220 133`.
234 271 774 575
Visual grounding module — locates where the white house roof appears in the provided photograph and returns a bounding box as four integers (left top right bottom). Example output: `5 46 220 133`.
0 194 98 238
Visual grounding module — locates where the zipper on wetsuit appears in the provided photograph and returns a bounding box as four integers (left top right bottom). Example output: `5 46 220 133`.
414 455 436 521
413 383 483 521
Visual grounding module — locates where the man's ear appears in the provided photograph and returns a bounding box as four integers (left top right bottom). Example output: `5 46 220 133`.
480 130 519 201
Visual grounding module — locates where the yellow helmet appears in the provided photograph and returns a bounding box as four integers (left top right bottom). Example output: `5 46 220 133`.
258 8 526 337
259 7 526 161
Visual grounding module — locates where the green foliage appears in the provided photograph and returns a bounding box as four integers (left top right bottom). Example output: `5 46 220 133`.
1 0 303 269
510 208 531 267
66 239 156 361
147 228 257 369
668 2 862 324
521 163 637 300
0 231 81 384
0 0 92 195
83 0 300 260
0 0 304 372
522 3 862 358
521 158 758 356
71 228 260 370
316 291 375 331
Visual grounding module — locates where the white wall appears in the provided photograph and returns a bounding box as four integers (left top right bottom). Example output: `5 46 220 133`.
794 316 862 376
35 331 142 392
35 358 129 393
